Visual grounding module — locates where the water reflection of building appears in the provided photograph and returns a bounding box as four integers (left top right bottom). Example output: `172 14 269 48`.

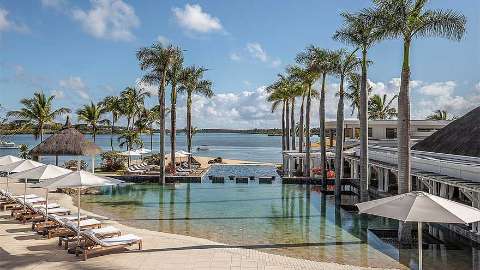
282 106 480 245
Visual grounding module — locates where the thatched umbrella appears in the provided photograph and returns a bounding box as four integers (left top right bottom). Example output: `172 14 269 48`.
413 106 480 157
29 116 102 172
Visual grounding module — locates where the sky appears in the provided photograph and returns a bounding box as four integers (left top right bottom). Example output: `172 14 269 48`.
0 0 479 129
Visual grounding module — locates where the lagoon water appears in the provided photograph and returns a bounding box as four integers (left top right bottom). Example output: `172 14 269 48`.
0 133 284 167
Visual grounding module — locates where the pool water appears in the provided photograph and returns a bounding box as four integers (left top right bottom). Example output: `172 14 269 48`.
81 183 480 269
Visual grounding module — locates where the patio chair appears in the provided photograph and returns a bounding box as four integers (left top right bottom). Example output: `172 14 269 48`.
78 229 142 260
33 213 87 232
59 220 121 249
44 214 102 239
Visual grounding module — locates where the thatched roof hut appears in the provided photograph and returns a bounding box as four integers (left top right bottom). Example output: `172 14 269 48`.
30 116 102 157
412 106 480 157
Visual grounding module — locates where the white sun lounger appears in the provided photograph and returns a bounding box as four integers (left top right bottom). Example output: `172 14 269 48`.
60 220 121 249
79 229 142 260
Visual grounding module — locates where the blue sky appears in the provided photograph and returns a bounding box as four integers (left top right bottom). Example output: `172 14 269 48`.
0 0 479 128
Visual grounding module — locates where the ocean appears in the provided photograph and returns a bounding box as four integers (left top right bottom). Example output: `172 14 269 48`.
0 133 285 168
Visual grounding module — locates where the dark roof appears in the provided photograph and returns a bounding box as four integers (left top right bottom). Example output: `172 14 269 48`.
412 106 480 157
29 116 102 156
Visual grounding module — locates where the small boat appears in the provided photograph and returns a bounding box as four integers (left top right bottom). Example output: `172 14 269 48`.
196 145 209 151
0 141 18 149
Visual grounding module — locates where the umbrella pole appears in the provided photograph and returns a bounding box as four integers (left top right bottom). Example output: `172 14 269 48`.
6 172 9 192
91 156 95 173
77 188 81 254
418 222 423 270
23 178 27 214
44 188 48 231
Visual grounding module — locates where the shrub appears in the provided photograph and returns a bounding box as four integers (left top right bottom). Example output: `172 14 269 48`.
100 151 127 171
64 160 88 170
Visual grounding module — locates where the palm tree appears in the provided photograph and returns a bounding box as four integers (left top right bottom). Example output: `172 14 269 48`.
18 144 30 159
426 109 449 120
76 102 109 142
332 48 360 205
120 86 150 131
368 94 398 120
345 73 373 118
7 91 70 141
267 77 291 152
289 53 320 176
373 0 466 194
373 0 466 244
101 96 122 151
334 11 384 202
118 130 144 166
178 66 213 167
289 83 303 151
167 52 184 173
137 43 180 184
309 46 338 188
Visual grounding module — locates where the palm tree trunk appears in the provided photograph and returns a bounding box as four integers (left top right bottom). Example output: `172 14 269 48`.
335 75 345 205
285 99 290 151
304 85 312 176
186 92 193 168
281 101 286 152
398 39 412 244
319 73 328 190
298 94 305 175
359 49 369 202
150 125 153 150
290 98 295 151
159 71 167 184
110 116 115 151
92 125 96 142
170 84 177 175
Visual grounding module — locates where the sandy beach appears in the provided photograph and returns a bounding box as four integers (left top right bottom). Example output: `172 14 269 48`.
0 180 404 270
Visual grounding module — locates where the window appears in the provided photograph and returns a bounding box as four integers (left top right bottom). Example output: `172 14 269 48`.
354 128 360 138
417 128 435 132
344 128 353 138
368 128 372 138
386 128 397 139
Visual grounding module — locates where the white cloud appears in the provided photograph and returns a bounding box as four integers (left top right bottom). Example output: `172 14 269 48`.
0 8 28 33
270 58 282 68
156 35 169 46
475 82 480 92
59 76 90 100
418 81 456 96
229 52 241 61
246 42 267 62
172 4 223 33
50 89 65 99
72 0 139 41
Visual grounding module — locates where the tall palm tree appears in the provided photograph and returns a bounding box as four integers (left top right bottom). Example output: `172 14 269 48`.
374 0 466 200
76 102 109 142
137 43 180 184
289 54 320 176
332 48 360 205
101 95 122 151
334 11 384 202
426 109 449 120
289 83 303 151
368 94 398 120
118 130 144 166
7 91 70 141
167 52 184 173
309 46 338 188
267 89 288 152
179 66 213 167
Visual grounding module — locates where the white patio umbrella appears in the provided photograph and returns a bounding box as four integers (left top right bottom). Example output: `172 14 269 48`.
0 155 23 192
10 165 71 225
0 159 43 192
134 148 152 154
37 170 124 251
0 155 23 166
356 191 480 270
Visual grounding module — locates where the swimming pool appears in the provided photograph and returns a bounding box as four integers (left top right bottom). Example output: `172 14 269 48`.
81 183 478 269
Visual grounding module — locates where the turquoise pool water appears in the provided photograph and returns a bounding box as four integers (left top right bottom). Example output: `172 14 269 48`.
81 183 479 270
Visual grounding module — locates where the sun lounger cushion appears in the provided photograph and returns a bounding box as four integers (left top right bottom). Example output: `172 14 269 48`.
83 230 141 247
91 226 121 237
14 194 38 199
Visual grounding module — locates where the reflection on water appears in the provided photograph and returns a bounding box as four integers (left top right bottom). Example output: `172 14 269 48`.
81 184 479 270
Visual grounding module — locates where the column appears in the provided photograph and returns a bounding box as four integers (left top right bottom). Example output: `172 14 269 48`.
383 169 389 193
377 168 384 192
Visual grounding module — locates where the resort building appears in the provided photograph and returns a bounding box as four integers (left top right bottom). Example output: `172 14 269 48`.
324 119 449 141
283 106 480 244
